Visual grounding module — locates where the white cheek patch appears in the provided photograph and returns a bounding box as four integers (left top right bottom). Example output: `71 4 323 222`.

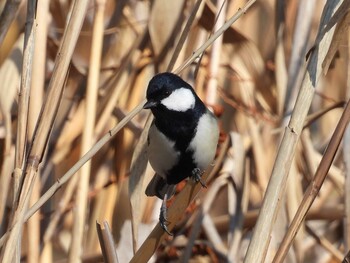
161 88 195 111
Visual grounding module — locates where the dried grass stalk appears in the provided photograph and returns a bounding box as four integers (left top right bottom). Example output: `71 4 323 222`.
272 98 350 262
344 23 350 252
244 1 347 262
0 0 90 260
206 0 226 105
96 221 119 263
68 0 106 261
13 0 37 202
1 0 37 261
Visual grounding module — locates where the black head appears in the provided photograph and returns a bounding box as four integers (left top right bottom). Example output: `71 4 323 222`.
146 72 191 100
144 73 208 149
143 72 198 111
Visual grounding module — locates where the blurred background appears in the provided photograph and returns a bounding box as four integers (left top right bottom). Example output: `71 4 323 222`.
0 0 348 262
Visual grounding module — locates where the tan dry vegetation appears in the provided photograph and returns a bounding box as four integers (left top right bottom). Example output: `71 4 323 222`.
0 0 350 262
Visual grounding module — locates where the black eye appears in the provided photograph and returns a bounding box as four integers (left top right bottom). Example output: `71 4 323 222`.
164 90 171 96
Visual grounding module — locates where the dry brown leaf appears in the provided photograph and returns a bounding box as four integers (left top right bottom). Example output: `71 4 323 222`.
198 0 247 44
148 0 186 69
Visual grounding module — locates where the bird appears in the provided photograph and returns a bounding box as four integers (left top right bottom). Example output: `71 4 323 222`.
143 72 219 235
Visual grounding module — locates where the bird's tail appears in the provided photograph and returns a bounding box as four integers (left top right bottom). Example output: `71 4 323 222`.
145 174 175 199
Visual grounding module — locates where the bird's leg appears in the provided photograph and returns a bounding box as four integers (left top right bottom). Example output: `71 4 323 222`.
191 168 207 188
159 192 173 235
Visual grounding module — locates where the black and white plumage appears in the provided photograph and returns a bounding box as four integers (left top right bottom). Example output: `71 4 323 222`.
143 72 219 234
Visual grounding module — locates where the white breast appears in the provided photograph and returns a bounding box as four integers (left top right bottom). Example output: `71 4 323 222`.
188 112 219 170
147 123 180 178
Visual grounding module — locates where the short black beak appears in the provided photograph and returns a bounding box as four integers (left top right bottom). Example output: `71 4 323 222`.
143 100 158 109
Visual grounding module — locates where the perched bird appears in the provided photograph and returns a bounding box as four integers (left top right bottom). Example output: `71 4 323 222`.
143 72 219 234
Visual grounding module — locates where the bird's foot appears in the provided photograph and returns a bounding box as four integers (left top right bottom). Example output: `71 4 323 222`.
192 168 207 188
159 204 172 235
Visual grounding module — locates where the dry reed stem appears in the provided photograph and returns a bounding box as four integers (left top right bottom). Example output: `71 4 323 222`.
0 0 90 260
244 1 344 262
206 0 226 105
27 179 40 263
68 0 106 261
27 0 48 261
26 1 49 263
346 134 350 245
302 130 344 194
314 148 344 186
28 0 48 139
96 221 119 263
1 0 36 261
272 98 350 262
344 30 350 251
13 0 37 203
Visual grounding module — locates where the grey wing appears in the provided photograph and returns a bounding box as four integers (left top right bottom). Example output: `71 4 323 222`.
145 174 176 200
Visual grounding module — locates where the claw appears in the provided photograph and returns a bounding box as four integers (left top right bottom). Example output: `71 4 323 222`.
192 168 207 188
159 193 173 235
160 218 173 236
